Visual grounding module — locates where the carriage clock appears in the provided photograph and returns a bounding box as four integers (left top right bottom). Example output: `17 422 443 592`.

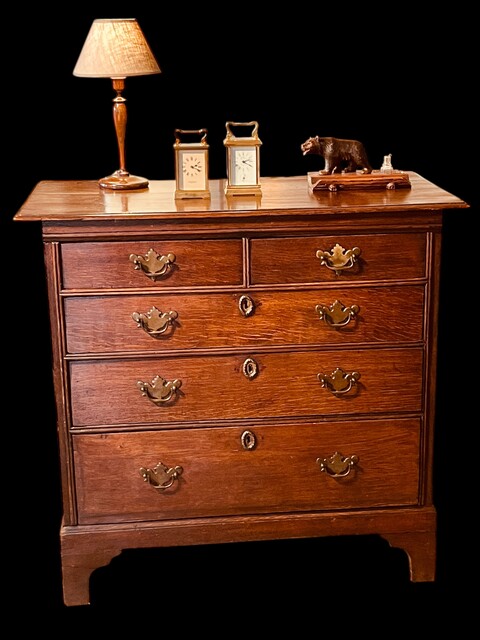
173 128 210 199
224 121 262 196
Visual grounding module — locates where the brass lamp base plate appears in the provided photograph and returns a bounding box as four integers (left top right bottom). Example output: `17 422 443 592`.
99 172 149 190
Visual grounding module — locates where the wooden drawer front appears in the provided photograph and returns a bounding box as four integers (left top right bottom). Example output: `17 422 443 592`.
250 234 427 284
64 285 425 354
73 418 421 524
70 347 423 427
60 240 244 290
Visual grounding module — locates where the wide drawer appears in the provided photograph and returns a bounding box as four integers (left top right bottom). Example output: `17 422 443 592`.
250 233 427 284
64 285 425 354
73 418 421 524
60 239 244 290
69 347 423 427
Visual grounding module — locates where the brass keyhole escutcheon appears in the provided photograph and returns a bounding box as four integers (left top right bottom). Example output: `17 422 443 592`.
242 358 258 379
241 430 256 450
238 295 255 317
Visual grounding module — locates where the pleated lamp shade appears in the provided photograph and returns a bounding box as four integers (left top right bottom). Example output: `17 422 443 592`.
73 18 160 78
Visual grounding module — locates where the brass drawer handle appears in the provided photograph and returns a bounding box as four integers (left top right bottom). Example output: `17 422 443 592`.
132 307 178 337
238 294 255 317
317 368 360 395
129 248 176 280
316 243 361 275
316 452 359 478
137 375 182 405
139 461 183 490
315 300 360 327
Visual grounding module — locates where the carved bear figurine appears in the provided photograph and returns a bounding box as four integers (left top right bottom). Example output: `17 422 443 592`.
301 136 372 175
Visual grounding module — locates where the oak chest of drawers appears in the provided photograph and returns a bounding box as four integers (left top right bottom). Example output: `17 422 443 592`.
14 173 468 606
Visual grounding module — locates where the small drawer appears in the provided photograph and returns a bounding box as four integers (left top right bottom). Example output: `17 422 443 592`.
60 239 244 290
250 233 427 284
73 418 421 524
69 347 423 427
64 285 425 354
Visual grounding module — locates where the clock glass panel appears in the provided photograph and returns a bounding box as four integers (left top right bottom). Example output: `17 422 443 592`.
179 150 207 190
231 146 257 186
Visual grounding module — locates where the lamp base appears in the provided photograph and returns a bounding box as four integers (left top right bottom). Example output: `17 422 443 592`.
99 170 149 190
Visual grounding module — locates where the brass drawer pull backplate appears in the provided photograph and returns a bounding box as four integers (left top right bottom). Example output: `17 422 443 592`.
140 461 183 490
315 299 360 327
316 243 361 275
317 368 360 395
137 375 182 405
317 452 359 478
129 248 176 280
132 306 178 337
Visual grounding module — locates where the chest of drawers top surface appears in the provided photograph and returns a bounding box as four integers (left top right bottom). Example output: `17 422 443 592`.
14 173 468 227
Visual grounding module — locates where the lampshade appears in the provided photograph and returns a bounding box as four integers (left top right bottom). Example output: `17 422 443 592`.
73 18 161 78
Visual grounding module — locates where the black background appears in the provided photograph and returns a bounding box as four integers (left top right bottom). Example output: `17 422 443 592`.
4 7 475 622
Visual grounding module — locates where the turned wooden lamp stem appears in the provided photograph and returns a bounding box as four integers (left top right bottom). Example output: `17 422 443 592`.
96 77 149 190
112 78 128 176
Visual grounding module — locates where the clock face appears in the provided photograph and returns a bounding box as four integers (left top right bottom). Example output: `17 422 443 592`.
231 147 257 186
179 150 207 191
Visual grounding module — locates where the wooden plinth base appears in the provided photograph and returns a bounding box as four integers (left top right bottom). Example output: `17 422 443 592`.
308 170 411 193
60 506 436 606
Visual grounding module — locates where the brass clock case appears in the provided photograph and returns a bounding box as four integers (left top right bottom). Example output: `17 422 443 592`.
174 128 210 200
224 121 262 196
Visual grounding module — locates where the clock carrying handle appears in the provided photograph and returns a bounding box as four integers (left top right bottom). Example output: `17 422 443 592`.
225 121 259 140
174 128 208 145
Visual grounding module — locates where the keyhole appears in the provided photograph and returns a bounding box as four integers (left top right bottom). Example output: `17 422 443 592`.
242 358 258 379
238 295 255 317
241 430 256 450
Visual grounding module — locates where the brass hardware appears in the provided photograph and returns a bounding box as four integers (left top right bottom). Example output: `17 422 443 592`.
238 294 255 317
225 120 260 140
139 461 183 490
175 128 208 145
129 248 176 280
173 128 210 200
317 452 359 478
317 368 360 395
132 307 178 337
137 375 182 405
242 357 259 379
241 430 257 450
315 243 361 275
224 121 262 197
315 300 360 327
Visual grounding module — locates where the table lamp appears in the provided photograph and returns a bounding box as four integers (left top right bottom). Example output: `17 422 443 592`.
73 18 161 190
